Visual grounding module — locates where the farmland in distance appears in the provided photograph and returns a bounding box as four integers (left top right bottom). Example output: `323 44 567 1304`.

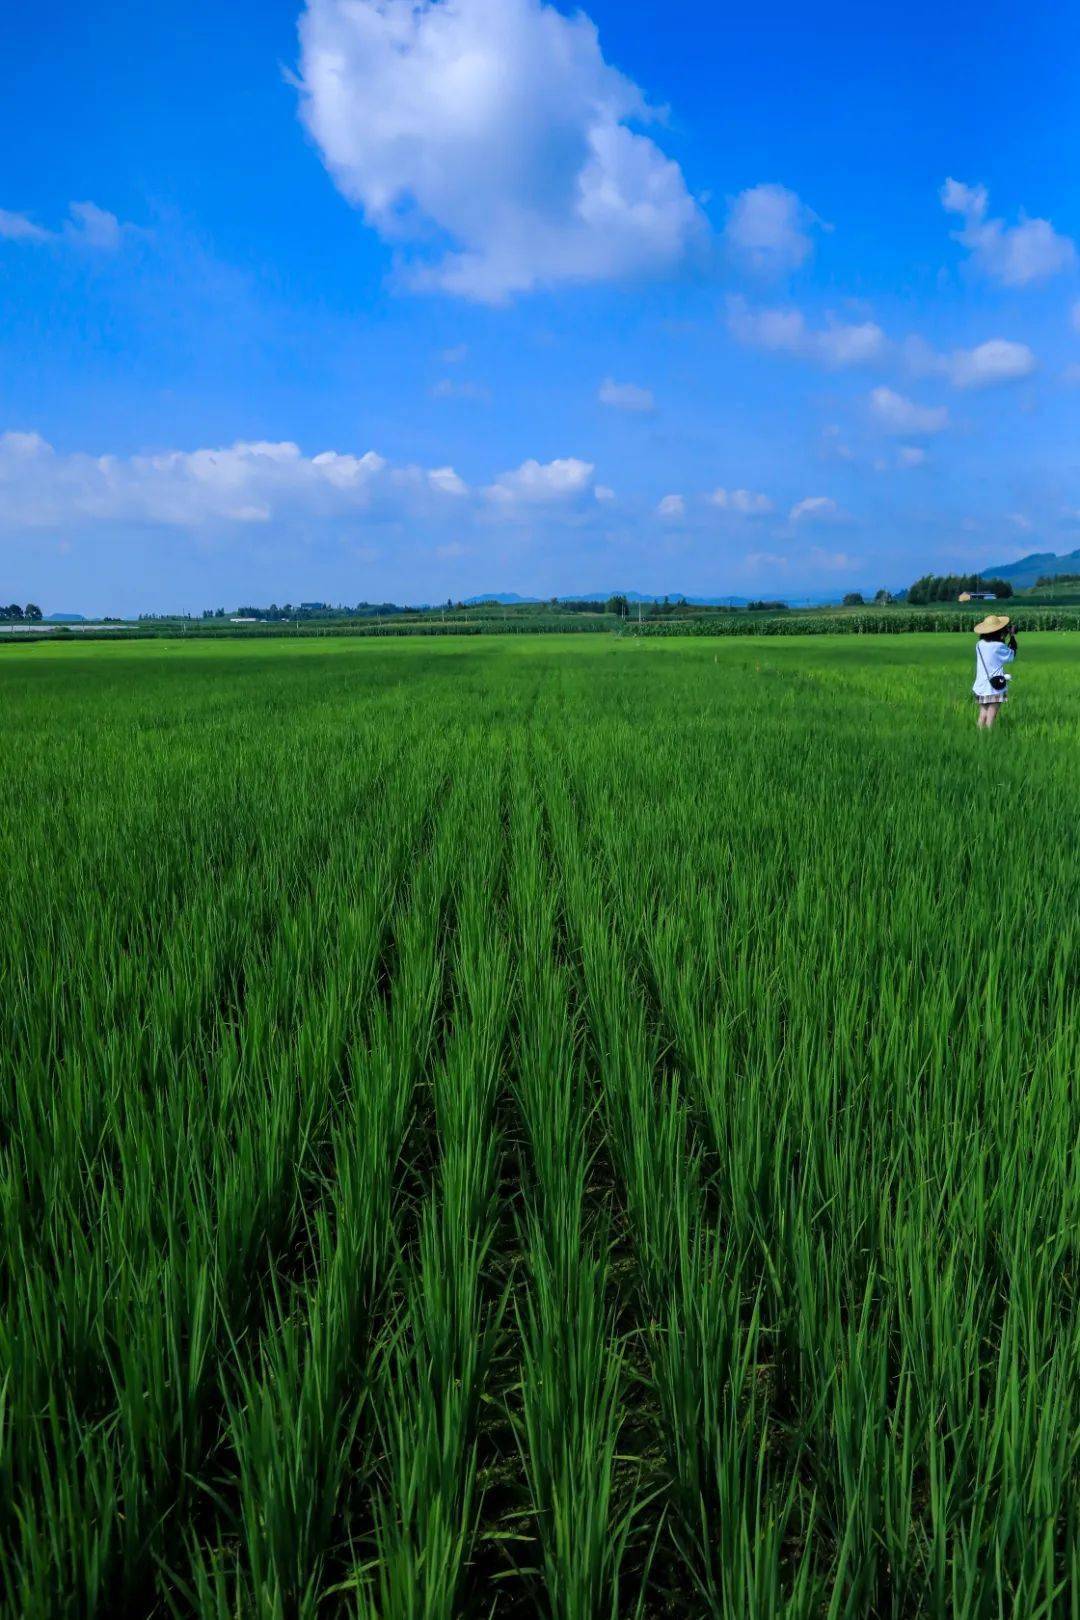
3 633 1079 1619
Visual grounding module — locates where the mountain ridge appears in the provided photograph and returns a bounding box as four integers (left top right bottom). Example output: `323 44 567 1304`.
981 549 1080 589
463 589 841 607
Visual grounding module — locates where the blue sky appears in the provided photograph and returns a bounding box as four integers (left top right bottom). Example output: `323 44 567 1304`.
3 0 1079 612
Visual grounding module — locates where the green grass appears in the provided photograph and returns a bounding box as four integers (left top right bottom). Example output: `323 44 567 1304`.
2 633 1079 1618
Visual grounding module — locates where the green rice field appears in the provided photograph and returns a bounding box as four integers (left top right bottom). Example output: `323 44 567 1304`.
3 633 1079 1618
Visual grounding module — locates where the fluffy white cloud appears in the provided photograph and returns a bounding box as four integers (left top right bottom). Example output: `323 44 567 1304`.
296 0 703 302
484 456 596 504
897 446 927 468
709 486 773 514
428 465 469 496
0 431 470 529
906 334 1036 389
723 184 822 277
942 178 1076 286
657 493 685 518
869 387 949 436
948 338 1035 388
790 495 839 523
598 377 655 412
728 297 886 367
730 295 1033 390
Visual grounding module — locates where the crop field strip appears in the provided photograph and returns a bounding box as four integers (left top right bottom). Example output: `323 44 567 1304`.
2 634 1080 1618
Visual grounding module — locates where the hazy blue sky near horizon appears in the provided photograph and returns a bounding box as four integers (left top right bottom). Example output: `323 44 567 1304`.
3 0 1080 613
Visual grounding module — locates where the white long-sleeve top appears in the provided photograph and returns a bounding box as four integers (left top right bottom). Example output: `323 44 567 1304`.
972 639 1015 698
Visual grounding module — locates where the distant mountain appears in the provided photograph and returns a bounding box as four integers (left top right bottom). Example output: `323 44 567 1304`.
465 589 843 607
981 550 1080 589
44 613 86 623
567 589 846 606
568 590 752 605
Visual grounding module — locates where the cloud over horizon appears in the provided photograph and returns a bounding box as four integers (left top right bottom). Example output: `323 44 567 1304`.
0 431 467 530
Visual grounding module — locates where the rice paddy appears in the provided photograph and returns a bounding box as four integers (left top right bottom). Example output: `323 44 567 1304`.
3 632 1079 1619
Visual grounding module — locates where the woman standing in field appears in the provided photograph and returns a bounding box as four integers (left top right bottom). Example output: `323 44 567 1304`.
972 613 1018 728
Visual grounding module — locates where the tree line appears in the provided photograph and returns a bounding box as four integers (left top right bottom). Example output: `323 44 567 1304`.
1 603 43 621
905 574 1014 604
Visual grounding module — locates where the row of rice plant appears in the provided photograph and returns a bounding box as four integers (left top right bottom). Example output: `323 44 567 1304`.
2 632 1079 1617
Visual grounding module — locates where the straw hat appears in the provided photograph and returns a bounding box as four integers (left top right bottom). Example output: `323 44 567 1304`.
973 613 1011 635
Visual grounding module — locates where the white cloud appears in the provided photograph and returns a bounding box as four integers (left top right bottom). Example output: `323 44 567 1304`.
869 387 949 436
790 495 839 523
657 493 685 518
907 334 1036 389
0 430 51 457
942 177 1076 286
898 446 926 468
1008 512 1033 532
296 0 703 302
709 486 773 514
729 295 1032 390
723 184 822 277
0 431 469 529
598 377 655 412
940 178 985 219
484 456 596 504
728 297 886 367
66 202 123 250
949 339 1035 388
428 465 469 496
0 208 51 243
594 484 616 502
0 201 127 250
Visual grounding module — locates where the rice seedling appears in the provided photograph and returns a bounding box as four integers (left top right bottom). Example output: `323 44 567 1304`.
2 632 1079 1617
